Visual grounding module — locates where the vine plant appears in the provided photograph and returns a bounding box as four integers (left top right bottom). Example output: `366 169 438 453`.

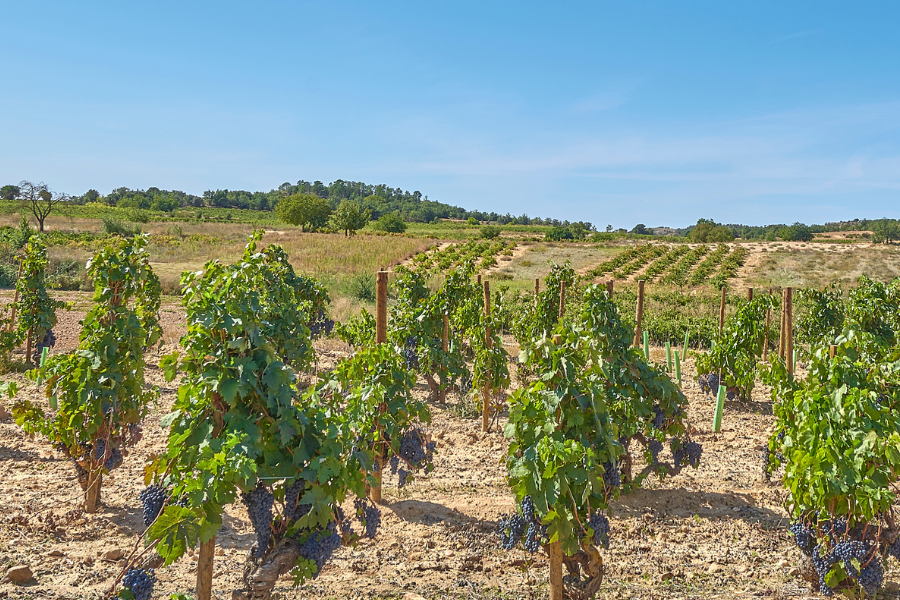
143 233 372 600
15 236 66 363
764 329 900 597
13 235 161 512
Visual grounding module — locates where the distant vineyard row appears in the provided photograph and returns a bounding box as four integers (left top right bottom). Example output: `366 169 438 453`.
588 244 748 289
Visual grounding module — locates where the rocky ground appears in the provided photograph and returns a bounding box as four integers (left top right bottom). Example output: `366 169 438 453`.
0 292 898 600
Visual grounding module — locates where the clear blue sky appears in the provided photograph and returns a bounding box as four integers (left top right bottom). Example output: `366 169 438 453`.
2 1 899 228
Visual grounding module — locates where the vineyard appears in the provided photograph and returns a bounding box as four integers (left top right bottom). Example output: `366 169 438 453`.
0 232 899 599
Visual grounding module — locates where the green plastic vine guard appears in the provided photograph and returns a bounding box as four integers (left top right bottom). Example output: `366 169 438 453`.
643 330 649 361
712 383 726 431
674 351 681 387
681 330 690 360
39 346 48 367
665 342 672 371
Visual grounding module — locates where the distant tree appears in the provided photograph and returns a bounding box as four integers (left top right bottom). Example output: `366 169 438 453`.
1 185 20 200
708 226 735 242
631 223 650 235
689 219 715 243
372 211 407 233
275 192 332 231
81 189 100 203
329 200 371 236
17 181 68 232
480 225 501 239
467 217 478 225
606 224 613 232
871 220 900 244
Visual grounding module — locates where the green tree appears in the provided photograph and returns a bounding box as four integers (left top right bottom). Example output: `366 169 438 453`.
372 211 407 233
467 216 478 225
871 220 900 244
1 185 19 200
17 181 67 232
690 219 715 243
275 192 332 231
707 225 735 242
631 223 649 235
329 200 371 236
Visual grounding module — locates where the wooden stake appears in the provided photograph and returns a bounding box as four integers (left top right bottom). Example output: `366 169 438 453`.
830 344 837 359
606 279 614 297
633 280 645 347
747 287 753 302
371 270 388 502
535 278 540 295
549 540 564 600
477 273 481 286
785 287 793 377
196 535 216 600
482 281 492 433
718 286 727 336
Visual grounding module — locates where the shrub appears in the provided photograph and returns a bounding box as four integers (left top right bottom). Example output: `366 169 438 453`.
372 212 407 233
480 225 501 239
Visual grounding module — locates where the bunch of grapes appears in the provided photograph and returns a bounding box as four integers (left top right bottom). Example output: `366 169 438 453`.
283 480 307 521
588 511 611 549
698 373 720 395
139 484 168 527
399 429 428 466
602 461 620 489
650 404 665 430
120 567 156 600
241 484 274 559
789 521 815 556
858 559 884 597
298 526 342 578
403 336 419 370
672 440 703 469
34 329 56 362
354 498 381 539
308 310 335 337
647 439 663 465
497 513 527 550
886 536 900 562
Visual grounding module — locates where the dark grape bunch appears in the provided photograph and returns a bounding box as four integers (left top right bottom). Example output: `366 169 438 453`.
673 440 703 469
698 373 720 395
403 336 420 370
298 526 342 578
139 484 167 527
241 484 275 559
588 512 610 549
789 521 815 556
121 567 156 600
498 496 547 553
601 461 621 490
400 429 427 465
650 404 665 430
80 439 124 471
34 329 56 362
647 439 663 465
354 498 381 539
283 479 309 521
308 310 335 337
886 536 900 562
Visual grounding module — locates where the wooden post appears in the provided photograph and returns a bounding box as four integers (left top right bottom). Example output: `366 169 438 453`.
606 279 614 297
196 535 216 600
785 287 793 377
535 278 540 296
477 273 481 286
482 281 492 433
718 286 727 336
371 270 389 503
829 345 837 359
633 280 645 347
559 281 566 320
549 540 564 600
763 288 772 361
779 297 786 360
747 288 753 302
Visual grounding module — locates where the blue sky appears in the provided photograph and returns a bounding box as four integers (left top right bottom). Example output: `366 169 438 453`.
2 1 899 228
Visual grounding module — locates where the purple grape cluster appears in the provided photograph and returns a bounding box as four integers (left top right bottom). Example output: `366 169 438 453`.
699 373 720 395
298 527 342 578
588 511 610 548
283 479 306 521
139 484 167 527
354 497 381 539
121 567 156 600
241 484 274 559
601 461 620 489
789 521 815 556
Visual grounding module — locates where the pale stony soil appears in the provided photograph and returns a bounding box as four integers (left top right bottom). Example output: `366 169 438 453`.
0 292 899 600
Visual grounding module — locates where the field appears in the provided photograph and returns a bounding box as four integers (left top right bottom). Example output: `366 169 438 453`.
0 297 866 600
1 220 900 600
